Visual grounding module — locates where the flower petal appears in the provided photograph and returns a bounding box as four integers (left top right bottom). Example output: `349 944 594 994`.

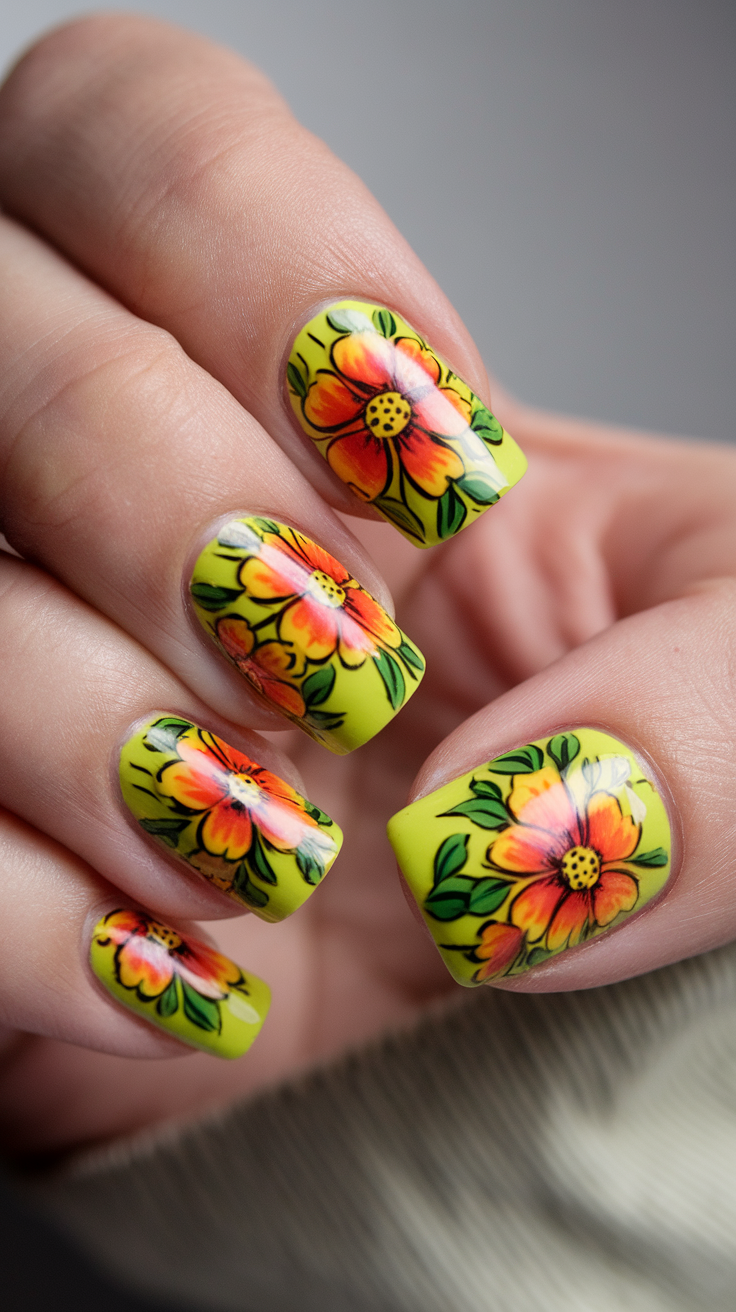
303 371 364 429
592 869 638 926
216 616 255 661
344 585 402 648
489 825 560 874
510 875 564 941
117 936 174 998
412 386 472 439
398 427 464 498
159 743 227 812
279 597 339 662
508 769 579 847
276 528 351 586
475 922 524 980
547 891 590 951
326 429 389 500
200 798 253 860
239 543 309 601
586 792 640 862
392 337 441 390
174 940 240 999
333 331 394 389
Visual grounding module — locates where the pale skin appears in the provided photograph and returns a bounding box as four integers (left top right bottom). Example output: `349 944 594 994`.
0 15 733 1162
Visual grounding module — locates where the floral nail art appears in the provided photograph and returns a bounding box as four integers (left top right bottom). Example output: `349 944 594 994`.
387 729 672 984
190 517 425 753
90 909 270 1058
120 716 342 919
287 300 527 545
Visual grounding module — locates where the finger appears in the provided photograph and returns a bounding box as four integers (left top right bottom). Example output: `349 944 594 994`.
389 579 736 990
0 551 342 923
0 216 423 752
0 809 269 1060
0 14 526 545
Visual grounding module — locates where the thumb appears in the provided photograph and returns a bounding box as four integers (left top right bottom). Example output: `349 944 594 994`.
388 578 736 991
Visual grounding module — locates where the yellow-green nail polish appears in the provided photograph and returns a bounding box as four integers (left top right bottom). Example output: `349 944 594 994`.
287 299 527 546
120 716 343 919
387 729 672 985
190 517 425 753
90 909 270 1058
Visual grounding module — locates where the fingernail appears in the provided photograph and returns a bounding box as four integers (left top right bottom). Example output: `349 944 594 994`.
287 300 526 546
120 716 343 919
190 517 425 753
387 729 672 984
90 909 270 1058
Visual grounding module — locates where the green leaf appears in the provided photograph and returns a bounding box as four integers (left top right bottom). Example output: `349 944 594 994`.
326 307 371 334
488 745 545 775
437 485 467 539
425 876 475 920
306 709 345 729
304 800 331 825
248 832 278 885
142 718 193 754
190 582 243 612
455 474 500 505
547 733 581 774
397 641 425 675
156 979 179 1018
287 361 307 398
433 833 469 888
470 406 504 444
181 979 221 1033
527 947 554 967
373 648 406 711
234 863 270 908
468 877 511 915
374 497 426 543
139 816 190 849
297 848 325 886
302 665 336 708
251 517 280 536
631 848 669 868
440 798 509 829
470 778 503 801
372 308 397 338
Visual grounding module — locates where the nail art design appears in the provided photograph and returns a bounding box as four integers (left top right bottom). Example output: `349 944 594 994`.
120 716 342 919
287 300 526 546
90 909 270 1058
387 729 672 984
191 517 425 753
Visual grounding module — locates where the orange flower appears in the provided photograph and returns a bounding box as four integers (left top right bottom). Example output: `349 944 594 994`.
157 728 328 862
99 909 239 1002
239 524 401 668
302 328 476 502
489 766 640 951
215 619 306 718
474 923 524 981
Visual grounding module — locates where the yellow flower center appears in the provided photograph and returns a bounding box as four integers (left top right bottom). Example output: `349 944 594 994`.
148 921 183 951
306 569 346 608
560 846 601 891
228 773 262 808
366 390 412 438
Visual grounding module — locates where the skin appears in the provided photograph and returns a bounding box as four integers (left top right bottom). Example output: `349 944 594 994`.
0 15 733 1163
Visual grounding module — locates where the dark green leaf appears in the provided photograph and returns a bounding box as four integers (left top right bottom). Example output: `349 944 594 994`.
547 733 581 774
373 648 405 711
251 517 281 536
304 800 331 824
297 848 325 885
234 862 270 908
470 778 503 801
248 832 278 885
397 641 425 675
468 878 512 915
527 947 554 967
455 474 499 505
139 816 190 849
372 308 397 338
142 717 193 754
440 798 509 829
306 709 345 729
631 848 669 868
437 485 467 539
181 979 221 1033
287 361 307 398
156 979 179 1018
302 665 336 708
470 406 504 444
374 497 426 543
488 745 545 774
433 833 469 888
190 582 243 612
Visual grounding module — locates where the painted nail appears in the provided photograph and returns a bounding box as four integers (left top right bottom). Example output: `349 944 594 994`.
120 716 343 919
286 300 526 546
90 910 269 1058
190 517 425 753
387 729 672 985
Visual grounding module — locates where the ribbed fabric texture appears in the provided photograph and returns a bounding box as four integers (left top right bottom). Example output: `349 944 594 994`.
27 944 736 1311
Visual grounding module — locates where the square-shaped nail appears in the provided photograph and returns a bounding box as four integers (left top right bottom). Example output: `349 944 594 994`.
120 716 342 919
90 910 270 1058
287 300 526 545
388 729 672 984
190 517 425 753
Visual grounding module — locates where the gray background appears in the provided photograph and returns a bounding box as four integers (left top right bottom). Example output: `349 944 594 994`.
1 0 733 441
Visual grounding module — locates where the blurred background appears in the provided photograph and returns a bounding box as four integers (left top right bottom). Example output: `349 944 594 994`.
0 1 733 1307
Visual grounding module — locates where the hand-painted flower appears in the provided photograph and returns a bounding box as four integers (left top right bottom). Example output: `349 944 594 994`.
215 619 306 718
489 766 641 951
239 524 401 668
302 329 480 502
98 909 240 1002
474 922 525 981
157 729 334 864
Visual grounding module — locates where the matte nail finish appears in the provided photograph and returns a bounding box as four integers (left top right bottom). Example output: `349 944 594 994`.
287 300 526 545
388 729 672 985
90 909 270 1058
120 716 342 919
190 517 425 753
